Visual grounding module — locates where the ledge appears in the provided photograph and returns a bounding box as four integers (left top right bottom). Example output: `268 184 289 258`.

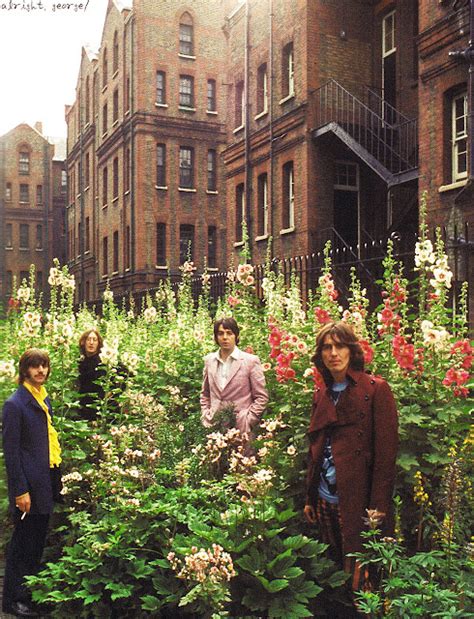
178 106 196 112
280 226 295 235
233 125 244 134
155 102 169 108
178 187 197 193
155 185 168 190
438 179 467 193
255 234 269 242
178 53 196 60
206 110 218 115
254 109 268 121
206 190 218 195
279 92 295 105
234 240 244 248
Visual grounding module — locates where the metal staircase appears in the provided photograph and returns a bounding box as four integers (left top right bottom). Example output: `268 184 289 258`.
313 80 418 187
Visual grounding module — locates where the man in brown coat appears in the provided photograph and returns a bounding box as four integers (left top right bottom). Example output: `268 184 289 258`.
304 321 398 591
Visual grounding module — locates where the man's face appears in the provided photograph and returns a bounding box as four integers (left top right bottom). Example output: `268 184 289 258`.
216 325 236 353
85 332 100 355
25 363 49 389
321 334 351 379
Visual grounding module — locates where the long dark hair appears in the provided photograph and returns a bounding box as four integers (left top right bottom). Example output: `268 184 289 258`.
78 329 103 356
311 321 364 383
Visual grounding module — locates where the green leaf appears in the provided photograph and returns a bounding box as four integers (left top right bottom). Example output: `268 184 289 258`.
257 576 289 593
284 566 304 579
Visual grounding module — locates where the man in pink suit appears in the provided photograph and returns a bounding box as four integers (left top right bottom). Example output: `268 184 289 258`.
200 317 268 437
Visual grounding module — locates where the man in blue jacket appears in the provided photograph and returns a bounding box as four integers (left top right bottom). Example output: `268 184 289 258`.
2 348 62 618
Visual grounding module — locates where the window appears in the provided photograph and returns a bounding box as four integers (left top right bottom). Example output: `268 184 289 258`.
19 224 29 249
6 271 12 295
452 92 468 181
383 11 396 56
156 144 166 187
36 224 43 250
77 222 81 255
36 185 43 205
125 147 130 192
125 225 131 269
282 42 294 98
113 231 119 272
85 76 90 124
179 15 193 56
235 183 245 243
5 182 12 201
37 271 43 290
207 79 216 112
85 216 90 252
208 225 217 268
156 71 166 105
102 236 108 275
257 173 268 237
235 81 244 128
5 223 12 248
282 161 295 230
85 152 90 187
19 184 29 203
102 103 108 134
179 75 194 108
113 31 119 74
61 170 67 194
113 89 119 123
125 76 130 112
102 166 108 205
156 222 166 265
19 151 29 175
102 48 108 87
179 224 194 264
207 149 217 191
335 161 358 188
113 157 119 198
257 63 268 115
179 146 194 188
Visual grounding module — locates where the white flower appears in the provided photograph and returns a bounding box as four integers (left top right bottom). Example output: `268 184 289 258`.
143 306 157 323
122 351 140 373
48 267 63 286
253 468 273 483
287 445 297 456
63 276 76 291
0 360 16 379
414 240 435 268
423 327 450 350
303 367 314 379
61 323 74 340
180 261 194 274
99 340 119 366
261 277 275 292
17 286 31 303
430 267 453 289
103 289 114 302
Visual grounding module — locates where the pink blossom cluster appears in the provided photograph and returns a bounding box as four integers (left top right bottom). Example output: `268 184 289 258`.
377 278 406 336
442 367 470 398
392 335 423 374
450 340 473 370
314 306 332 325
267 318 307 383
236 263 255 287
358 339 375 366
318 273 339 301
167 544 236 584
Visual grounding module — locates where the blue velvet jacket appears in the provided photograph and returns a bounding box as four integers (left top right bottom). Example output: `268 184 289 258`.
2 384 56 514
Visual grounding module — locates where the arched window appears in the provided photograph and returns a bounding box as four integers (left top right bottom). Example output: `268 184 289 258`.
179 12 194 56
102 48 108 87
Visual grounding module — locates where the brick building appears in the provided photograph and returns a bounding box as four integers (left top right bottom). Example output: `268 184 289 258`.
66 0 229 301
0 123 66 303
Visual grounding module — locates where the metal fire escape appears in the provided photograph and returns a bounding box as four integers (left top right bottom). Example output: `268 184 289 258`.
312 80 418 187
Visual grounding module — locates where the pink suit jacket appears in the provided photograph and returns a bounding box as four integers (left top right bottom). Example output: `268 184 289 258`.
200 348 269 435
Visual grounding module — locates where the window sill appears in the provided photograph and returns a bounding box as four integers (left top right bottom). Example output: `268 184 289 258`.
19 201 30 205
206 110 218 115
233 125 245 134
101 85 108 94
124 190 130 196
207 267 218 272
255 234 269 242
234 241 244 248
438 179 467 193
112 70 119 80
84 185 90 192
102 132 108 139
206 190 218 195
179 53 196 60
19 247 30 251
280 226 295 235
279 92 295 105
102 204 108 209
178 106 196 112
155 102 169 108
178 187 197 193
112 196 119 204
155 265 168 270
35 248 44 252
125 109 131 116
254 109 268 120
156 185 168 190
112 271 119 276
101 274 108 279
5 247 12 250
125 267 130 272
112 120 119 128
85 250 90 255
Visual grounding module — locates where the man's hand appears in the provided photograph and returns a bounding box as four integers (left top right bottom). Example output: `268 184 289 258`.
16 493 31 514
304 504 317 524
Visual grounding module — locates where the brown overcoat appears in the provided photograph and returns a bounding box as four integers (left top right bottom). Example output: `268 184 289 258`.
307 368 398 553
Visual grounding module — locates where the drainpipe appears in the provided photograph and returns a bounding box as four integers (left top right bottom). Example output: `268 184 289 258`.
244 0 252 259
130 14 136 274
450 0 474 199
79 77 85 303
269 0 274 258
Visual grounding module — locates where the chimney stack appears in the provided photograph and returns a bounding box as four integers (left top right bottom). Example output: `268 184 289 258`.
34 122 43 134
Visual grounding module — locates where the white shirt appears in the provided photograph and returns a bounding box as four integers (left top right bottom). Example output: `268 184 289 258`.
212 346 240 390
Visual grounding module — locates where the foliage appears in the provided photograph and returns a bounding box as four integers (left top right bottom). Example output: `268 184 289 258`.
0 223 471 618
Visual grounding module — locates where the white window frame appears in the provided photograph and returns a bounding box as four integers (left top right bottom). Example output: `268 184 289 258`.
382 11 396 58
452 92 468 182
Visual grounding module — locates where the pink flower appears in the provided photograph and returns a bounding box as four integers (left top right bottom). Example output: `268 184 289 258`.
392 335 415 371
314 306 331 325
244 346 254 354
358 339 374 365
228 295 240 307
276 366 296 383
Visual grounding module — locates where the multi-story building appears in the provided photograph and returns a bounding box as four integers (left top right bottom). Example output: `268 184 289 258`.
0 122 66 303
66 0 229 301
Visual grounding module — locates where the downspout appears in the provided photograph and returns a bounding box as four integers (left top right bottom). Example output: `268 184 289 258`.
43 140 51 306
269 0 274 258
0 141 5 302
244 0 252 259
79 78 85 303
130 14 136 274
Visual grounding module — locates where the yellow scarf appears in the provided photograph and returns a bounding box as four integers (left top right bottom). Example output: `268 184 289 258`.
23 382 62 467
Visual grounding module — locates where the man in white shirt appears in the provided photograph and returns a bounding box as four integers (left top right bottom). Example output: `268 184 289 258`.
200 317 268 437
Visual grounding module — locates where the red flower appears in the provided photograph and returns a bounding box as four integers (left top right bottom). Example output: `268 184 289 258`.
358 339 374 365
392 335 415 371
276 366 296 383
244 346 254 355
314 306 331 325
443 367 470 397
